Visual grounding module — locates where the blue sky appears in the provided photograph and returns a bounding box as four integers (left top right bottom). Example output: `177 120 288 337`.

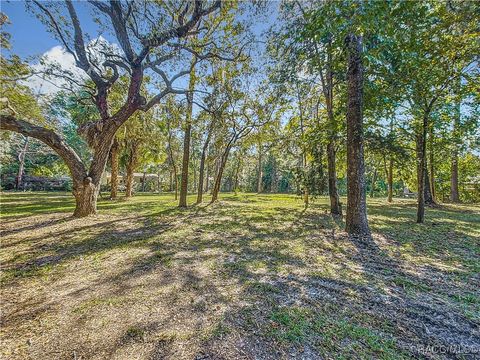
2 1 99 58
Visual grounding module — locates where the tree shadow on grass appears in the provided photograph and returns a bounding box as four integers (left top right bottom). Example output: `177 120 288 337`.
2 195 479 359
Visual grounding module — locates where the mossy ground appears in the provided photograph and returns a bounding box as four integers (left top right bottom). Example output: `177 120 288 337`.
1 192 479 359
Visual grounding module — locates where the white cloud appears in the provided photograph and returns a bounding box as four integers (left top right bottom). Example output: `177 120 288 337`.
27 45 84 96
25 36 123 97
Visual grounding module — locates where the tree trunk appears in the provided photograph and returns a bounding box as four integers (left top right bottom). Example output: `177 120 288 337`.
429 125 436 201
211 146 231 203
0 114 101 217
450 99 461 203
196 117 216 204
387 158 393 203
197 145 207 204
15 136 29 190
73 177 98 217
167 124 178 200
125 143 138 198
345 34 370 237
109 137 119 199
327 141 342 215
416 117 428 223
179 120 192 207
257 143 263 193
424 162 435 205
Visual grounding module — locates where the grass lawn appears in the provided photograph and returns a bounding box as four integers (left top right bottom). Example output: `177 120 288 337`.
1 192 479 359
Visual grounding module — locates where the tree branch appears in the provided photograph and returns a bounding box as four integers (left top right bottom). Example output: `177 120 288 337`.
0 115 87 181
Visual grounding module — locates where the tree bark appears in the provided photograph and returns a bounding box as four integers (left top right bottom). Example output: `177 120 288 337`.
109 137 119 199
73 177 98 217
345 34 370 237
15 136 29 190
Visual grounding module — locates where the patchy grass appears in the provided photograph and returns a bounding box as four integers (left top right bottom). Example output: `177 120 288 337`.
0 192 479 359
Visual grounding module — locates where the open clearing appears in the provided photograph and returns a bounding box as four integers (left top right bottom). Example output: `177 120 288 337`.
1 192 479 359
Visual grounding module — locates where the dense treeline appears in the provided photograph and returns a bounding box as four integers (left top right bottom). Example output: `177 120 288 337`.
1 1 479 232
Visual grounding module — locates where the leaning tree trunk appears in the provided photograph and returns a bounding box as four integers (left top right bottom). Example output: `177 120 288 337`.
211 146 231 203
1 115 102 217
345 34 370 237
109 137 119 199
327 141 342 215
15 136 29 190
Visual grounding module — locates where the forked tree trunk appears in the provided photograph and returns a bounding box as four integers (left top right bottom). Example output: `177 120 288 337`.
110 137 119 199
327 141 342 215
345 34 370 237
15 136 29 190
387 158 393 203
